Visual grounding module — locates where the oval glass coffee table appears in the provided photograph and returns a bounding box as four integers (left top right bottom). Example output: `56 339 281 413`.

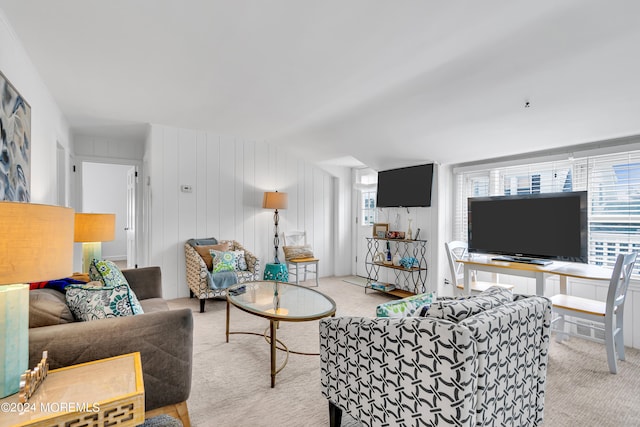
226 280 336 387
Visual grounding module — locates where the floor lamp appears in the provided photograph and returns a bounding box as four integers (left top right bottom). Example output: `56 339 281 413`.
0 202 74 398
263 191 288 264
74 213 116 273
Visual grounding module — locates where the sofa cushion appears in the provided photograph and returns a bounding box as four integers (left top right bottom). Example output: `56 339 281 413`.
65 283 144 321
140 297 170 313
195 242 231 270
29 288 75 328
376 292 436 318
426 286 513 322
89 259 144 314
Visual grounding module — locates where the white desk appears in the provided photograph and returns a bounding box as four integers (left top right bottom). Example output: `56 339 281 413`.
458 254 612 295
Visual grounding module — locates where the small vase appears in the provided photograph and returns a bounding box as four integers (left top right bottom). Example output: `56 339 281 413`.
392 252 401 266
407 219 413 240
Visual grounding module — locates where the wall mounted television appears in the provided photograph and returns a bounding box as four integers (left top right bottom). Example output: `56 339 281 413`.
376 163 434 208
467 191 588 264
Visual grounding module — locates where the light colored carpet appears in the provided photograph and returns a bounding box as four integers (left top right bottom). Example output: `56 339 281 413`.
167 277 640 427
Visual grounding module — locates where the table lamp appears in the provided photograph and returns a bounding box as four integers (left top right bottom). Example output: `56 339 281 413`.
74 213 116 273
262 191 288 264
0 202 74 398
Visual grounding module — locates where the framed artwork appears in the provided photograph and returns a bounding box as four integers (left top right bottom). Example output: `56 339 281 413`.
373 223 389 238
1 70 31 201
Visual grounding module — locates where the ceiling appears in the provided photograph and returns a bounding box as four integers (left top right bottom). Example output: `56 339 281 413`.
1 0 640 171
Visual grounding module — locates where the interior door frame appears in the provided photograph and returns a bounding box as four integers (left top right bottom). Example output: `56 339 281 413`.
75 156 143 268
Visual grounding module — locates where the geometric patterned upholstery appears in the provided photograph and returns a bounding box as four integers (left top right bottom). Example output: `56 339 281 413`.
184 238 260 312
319 294 551 427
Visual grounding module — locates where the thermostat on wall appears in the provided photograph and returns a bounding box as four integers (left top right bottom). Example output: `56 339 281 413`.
180 185 193 193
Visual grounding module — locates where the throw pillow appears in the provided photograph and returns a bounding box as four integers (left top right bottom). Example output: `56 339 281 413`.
89 259 144 315
29 288 75 327
210 250 238 273
283 245 314 260
376 292 436 318
65 283 143 321
194 242 231 270
426 286 513 322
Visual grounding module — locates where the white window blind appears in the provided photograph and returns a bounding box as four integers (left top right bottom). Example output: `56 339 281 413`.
454 151 640 276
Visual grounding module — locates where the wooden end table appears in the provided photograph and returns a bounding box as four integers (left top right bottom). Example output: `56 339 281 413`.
0 352 145 427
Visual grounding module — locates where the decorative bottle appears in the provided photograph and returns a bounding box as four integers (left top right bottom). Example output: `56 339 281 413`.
392 250 401 266
407 219 413 240
385 242 392 264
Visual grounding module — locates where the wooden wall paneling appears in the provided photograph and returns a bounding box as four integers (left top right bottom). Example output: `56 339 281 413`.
297 159 305 230
177 128 198 297
218 136 236 241
234 140 245 243
195 131 209 238
243 141 256 254
304 161 314 247
205 133 221 240
162 126 180 299
148 126 164 270
313 168 324 276
253 142 268 263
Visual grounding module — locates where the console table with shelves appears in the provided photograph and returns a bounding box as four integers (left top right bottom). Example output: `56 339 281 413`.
364 237 428 297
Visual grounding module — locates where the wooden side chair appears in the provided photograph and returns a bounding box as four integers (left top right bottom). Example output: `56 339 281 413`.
282 231 319 287
445 240 515 294
551 252 637 374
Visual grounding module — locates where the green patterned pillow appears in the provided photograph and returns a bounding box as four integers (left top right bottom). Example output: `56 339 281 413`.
65 283 142 321
210 250 238 273
376 292 436 318
89 259 144 315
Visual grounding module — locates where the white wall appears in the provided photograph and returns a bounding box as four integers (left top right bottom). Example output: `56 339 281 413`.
82 162 131 260
145 124 347 299
372 164 440 294
0 9 71 205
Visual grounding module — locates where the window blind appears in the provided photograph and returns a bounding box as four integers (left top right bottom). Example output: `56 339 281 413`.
453 152 640 276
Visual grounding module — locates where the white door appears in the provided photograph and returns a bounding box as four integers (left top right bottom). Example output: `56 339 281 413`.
355 189 376 277
126 166 137 268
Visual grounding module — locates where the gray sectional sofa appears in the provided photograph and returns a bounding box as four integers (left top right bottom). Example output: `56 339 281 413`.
28 266 193 424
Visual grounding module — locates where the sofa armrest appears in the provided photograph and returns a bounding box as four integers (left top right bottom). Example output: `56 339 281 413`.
122 266 163 300
29 308 193 412
319 316 478 426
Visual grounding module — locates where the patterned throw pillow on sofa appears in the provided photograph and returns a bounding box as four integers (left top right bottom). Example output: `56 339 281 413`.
376 292 437 318
89 259 144 315
210 250 238 273
65 283 142 321
425 286 512 322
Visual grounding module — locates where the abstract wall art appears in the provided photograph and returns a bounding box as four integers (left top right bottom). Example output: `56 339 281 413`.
0 70 31 202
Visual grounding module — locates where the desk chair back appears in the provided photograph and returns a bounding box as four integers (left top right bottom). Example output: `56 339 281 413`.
445 240 514 294
551 251 637 373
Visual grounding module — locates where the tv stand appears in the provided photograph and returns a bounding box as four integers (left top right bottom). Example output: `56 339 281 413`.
491 255 552 266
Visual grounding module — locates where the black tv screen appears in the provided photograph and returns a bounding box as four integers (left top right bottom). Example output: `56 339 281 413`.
467 191 588 263
376 164 434 207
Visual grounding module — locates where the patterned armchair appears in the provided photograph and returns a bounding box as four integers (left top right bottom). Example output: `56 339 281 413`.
319 293 551 427
185 238 260 312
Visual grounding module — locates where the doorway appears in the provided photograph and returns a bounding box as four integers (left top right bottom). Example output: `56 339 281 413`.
81 162 137 268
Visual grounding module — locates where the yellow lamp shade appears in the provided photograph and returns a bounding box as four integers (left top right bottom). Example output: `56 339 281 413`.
0 202 75 284
74 213 116 243
262 191 288 210
0 202 75 397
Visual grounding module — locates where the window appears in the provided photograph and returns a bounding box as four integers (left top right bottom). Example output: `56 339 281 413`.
355 168 378 226
454 150 640 276
361 190 377 225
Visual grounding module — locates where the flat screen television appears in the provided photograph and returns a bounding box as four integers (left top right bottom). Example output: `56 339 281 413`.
467 191 588 264
376 163 434 208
